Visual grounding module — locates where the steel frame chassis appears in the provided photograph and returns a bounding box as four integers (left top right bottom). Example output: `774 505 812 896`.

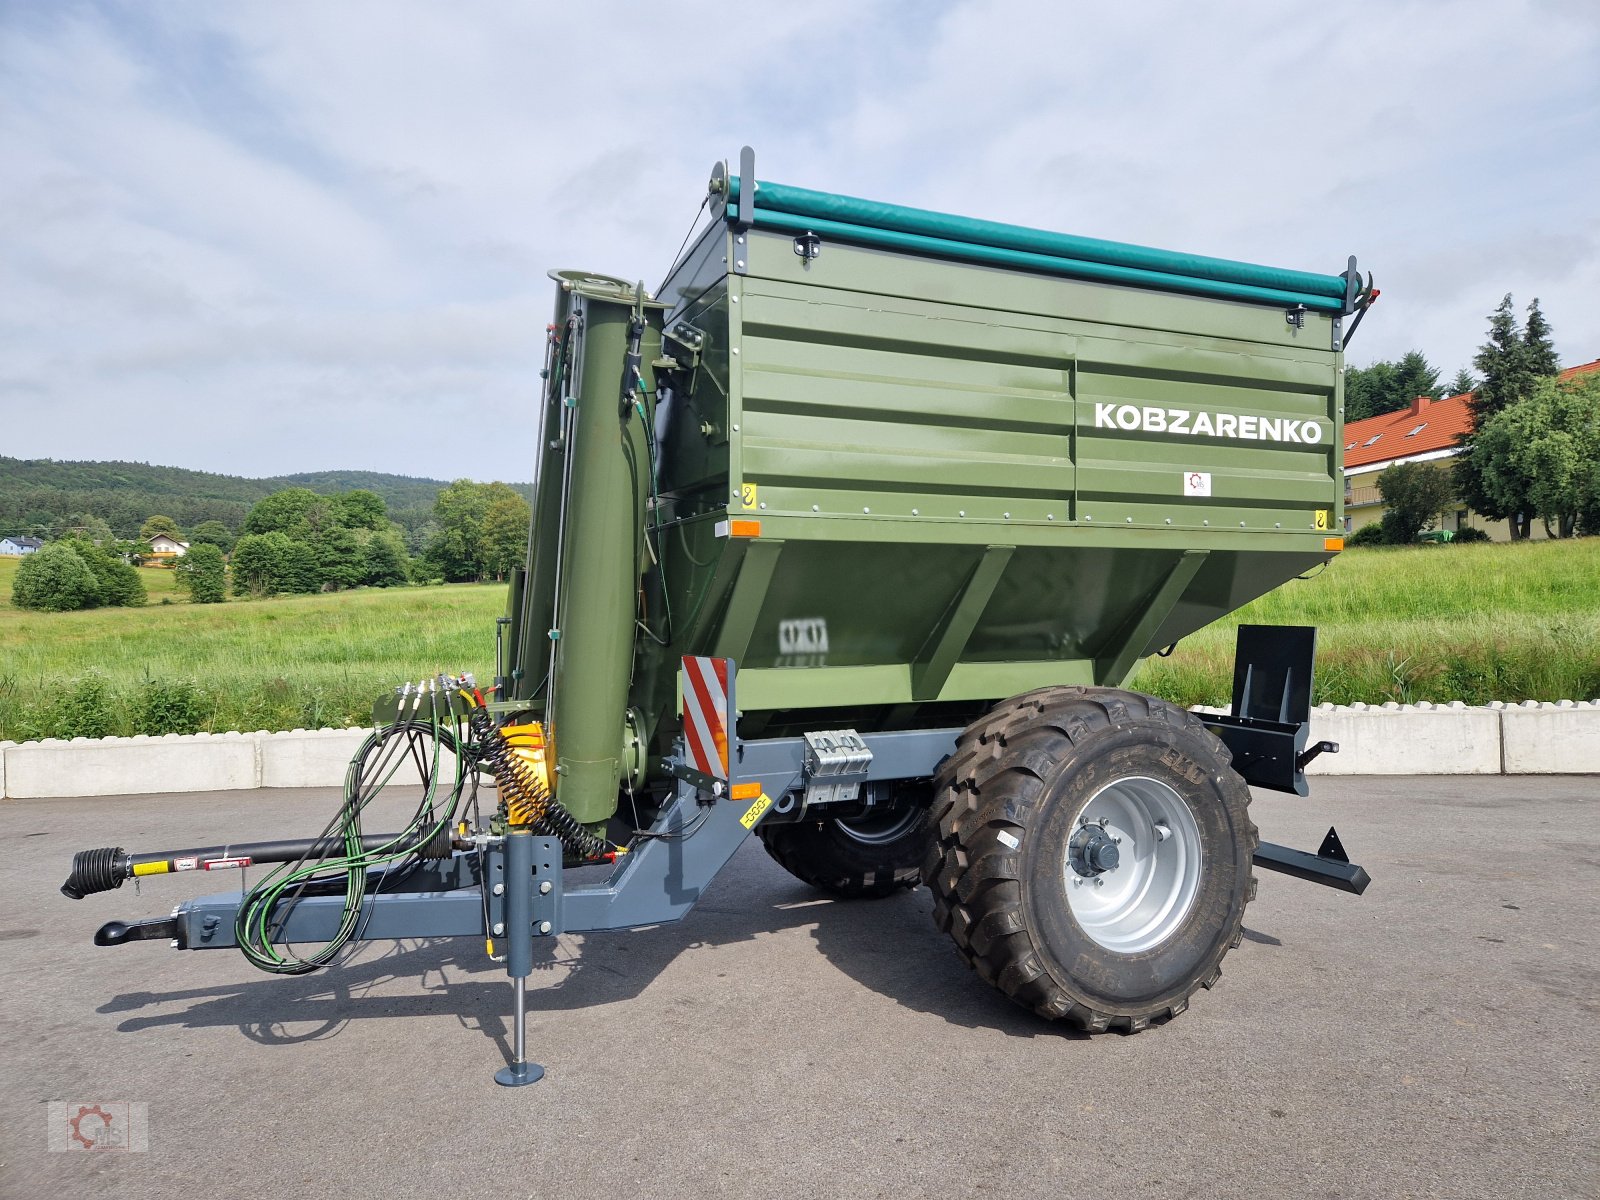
98 661 1367 1084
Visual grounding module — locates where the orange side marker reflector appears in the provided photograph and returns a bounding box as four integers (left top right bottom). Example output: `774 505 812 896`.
729 781 763 801
1324 537 1344 552
726 519 761 538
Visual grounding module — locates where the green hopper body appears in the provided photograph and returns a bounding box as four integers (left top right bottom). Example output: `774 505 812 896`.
508 162 1353 827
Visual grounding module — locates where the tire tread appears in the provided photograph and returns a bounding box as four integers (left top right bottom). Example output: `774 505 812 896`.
921 686 1259 1033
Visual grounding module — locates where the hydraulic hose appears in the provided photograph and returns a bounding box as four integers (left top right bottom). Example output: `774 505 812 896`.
61 675 617 973
466 705 610 861
234 687 465 975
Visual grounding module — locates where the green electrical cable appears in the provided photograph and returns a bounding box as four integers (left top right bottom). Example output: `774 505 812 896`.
235 687 469 974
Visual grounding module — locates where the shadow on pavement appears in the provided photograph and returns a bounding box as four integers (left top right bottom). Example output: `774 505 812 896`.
98 879 1076 1052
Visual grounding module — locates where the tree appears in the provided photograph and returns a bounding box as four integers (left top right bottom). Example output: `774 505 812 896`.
424 480 529 581
1393 351 1442 405
316 526 365 590
11 543 100 611
110 537 146 565
188 520 236 555
174 542 227 603
281 539 322 593
1469 294 1557 422
231 532 294 596
1447 368 1477 397
140 514 182 541
97 551 147 607
405 519 437 556
361 533 411 587
334 489 387 530
481 491 532 580
424 479 493 581
1376 461 1454 543
59 538 146 607
1457 295 1562 540
1344 351 1441 421
54 512 115 544
1522 298 1559 378
242 488 330 539
1473 373 1600 539
1344 360 1395 423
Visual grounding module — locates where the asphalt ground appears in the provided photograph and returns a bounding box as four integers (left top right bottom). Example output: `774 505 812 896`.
1 776 1595 1199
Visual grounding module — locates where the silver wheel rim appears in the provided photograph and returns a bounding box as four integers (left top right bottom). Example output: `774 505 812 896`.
1063 776 1202 954
835 805 921 847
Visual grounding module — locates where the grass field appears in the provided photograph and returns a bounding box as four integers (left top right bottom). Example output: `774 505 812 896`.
0 555 503 740
2 539 1597 741
1133 537 1600 707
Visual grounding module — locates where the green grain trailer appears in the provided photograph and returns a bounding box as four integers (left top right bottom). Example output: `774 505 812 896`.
66 148 1375 1085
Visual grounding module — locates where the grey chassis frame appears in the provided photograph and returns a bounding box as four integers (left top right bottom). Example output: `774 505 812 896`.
113 710 1363 1084
152 727 960 1084
170 727 960 949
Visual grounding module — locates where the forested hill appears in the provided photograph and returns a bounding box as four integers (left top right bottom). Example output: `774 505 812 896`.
0 457 531 540
270 470 464 513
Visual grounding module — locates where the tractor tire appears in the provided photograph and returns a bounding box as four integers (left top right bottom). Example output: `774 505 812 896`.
757 798 933 899
923 685 1256 1033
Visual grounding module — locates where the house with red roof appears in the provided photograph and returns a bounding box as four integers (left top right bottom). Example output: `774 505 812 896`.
1343 358 1600 540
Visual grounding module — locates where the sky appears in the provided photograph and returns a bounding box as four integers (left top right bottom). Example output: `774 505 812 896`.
2 0 1597 482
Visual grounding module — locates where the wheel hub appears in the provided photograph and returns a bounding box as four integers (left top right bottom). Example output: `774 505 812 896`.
1063 776 1203 954
1069 825 1121 877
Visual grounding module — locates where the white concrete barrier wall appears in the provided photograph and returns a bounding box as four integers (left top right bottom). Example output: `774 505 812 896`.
1 702 1597 799
4 731 260 799
257 728 369 789
1304 703 1505 775
257 728 463 788
1500 701 1600 774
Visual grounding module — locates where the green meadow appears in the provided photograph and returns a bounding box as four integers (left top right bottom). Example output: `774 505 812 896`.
0 556 503 739
2 538 1597 741
1134 538 1600 707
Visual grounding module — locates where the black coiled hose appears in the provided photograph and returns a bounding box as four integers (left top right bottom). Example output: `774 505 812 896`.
468 709 610 860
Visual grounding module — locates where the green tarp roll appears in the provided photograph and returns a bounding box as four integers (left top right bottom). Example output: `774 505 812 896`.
726 177 1349 312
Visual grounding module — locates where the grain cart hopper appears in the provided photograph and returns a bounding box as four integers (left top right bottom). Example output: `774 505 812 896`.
64 148 1375 1085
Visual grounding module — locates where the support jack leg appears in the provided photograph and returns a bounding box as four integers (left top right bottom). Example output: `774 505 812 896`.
493 830 544 1087
495 976 544 1087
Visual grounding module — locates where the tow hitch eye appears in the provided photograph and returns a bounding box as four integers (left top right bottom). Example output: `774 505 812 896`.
1070 826 1121 878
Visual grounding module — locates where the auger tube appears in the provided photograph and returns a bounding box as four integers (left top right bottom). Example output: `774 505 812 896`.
534 273 664 828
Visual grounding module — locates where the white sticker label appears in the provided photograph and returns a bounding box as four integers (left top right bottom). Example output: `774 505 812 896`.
1183 471 1212 498
173 856 198 872
996 830 1020 850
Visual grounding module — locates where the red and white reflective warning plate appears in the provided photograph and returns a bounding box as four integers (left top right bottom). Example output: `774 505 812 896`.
680 656 731 780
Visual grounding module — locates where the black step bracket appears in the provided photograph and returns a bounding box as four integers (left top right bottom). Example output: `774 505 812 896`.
1203 624 1337 797
1203 713 1313 796
1316 825 1349 863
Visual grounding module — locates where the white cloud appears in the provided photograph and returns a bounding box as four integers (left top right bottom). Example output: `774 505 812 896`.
1 0 1596 479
